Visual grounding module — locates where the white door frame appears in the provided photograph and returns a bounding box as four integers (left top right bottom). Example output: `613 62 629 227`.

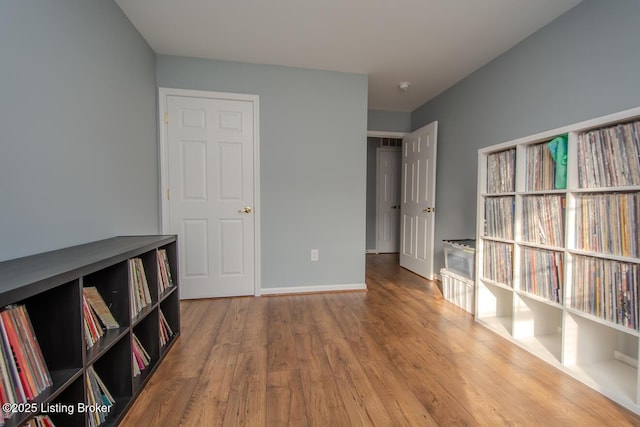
367 131 407 139
158 87 261 296
367 130 406 254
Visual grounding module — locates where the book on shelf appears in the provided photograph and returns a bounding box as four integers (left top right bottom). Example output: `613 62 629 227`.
577 120 640 188
522 195 565 247
525 135 568 191
83 294 104 349
23 415 55 427
2 308 35 401
482 241 513 287
86 366 115 427
158 249 174 292
486 148 516 193
571 255 639 330
83 287 119 330
128 258 152 319
159 309 174 348
520 247 563 303
525 141 556 191
0 305 52 423
484 196 514 240
575 192 639 258
131 333 151 377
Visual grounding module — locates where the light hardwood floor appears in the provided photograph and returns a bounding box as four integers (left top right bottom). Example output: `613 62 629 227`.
121 254 640 426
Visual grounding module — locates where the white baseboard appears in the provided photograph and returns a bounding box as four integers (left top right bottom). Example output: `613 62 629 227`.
366 249 379 254
259 283 367 296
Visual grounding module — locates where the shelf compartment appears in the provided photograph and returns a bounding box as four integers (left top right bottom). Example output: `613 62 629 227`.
86 327 129 365
476 280 513 336
138 250 159 304
44 375 86 427
573 191 639 258
518 246 563 304
522 136 568 192
483 196 515 240
485 148 516 194
513 293 563 363
90 335 133 425
131 303 155 326
576 120 640 189
2 368 83 427
158 242 178 299
564 312 639 405
128 255 156 321
23 280 83 398
160 290 180 355
132 310 160 392
480 240 514 287
83 262 131 328
569 254 639 331
521 194 565 247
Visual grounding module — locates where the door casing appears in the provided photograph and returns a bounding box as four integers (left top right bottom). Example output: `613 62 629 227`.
158 87 261 296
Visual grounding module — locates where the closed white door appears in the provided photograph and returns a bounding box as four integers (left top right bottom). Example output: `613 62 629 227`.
400 121 438 279
376 148 401 253
165 93 257 298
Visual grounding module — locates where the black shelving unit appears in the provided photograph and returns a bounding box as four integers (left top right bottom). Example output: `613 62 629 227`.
0 235 180 427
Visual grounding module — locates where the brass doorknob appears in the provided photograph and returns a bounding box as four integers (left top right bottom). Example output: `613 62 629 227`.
239 206 252 213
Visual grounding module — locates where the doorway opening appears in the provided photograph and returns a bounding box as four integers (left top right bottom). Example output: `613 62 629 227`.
366 132 405 254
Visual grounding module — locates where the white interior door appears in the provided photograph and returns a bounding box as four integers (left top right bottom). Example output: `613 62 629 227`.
376 147 401 253
163 92 258 299
400 121 438 279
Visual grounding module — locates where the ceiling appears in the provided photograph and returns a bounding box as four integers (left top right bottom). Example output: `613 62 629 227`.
115 0 582 112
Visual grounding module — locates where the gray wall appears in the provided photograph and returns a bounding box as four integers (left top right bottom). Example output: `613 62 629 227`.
0 1 158 261
368 109 411 133
157 56 368 289
412 0 640 271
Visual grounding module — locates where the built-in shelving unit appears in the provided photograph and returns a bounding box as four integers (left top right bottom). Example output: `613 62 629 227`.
476 106 640 414
0 236 180 426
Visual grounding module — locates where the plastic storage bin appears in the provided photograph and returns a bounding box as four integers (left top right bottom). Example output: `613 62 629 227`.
440 268 475 314
443 239 476 280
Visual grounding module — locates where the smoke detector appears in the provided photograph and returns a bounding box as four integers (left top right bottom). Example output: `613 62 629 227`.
398 82 410 91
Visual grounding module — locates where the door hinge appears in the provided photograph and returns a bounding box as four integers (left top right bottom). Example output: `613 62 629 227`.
167 188 170 200
165 112 168 124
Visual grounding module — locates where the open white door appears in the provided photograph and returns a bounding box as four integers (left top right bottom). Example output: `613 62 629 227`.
400 121 438 279
160 89 260 299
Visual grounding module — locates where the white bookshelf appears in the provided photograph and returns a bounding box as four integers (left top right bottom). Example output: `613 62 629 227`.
476 106 640 414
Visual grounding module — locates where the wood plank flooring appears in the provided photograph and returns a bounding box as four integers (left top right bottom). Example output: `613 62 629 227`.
121 254 640 426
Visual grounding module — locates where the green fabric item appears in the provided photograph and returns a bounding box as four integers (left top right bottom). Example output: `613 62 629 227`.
547 134 568 189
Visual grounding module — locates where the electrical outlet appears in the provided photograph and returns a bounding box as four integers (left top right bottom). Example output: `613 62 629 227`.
310 249 319 261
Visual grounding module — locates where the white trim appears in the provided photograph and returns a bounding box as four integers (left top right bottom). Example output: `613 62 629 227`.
158 87 262 296
367 130 407 139
259 283 367 296
365 249 379 254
